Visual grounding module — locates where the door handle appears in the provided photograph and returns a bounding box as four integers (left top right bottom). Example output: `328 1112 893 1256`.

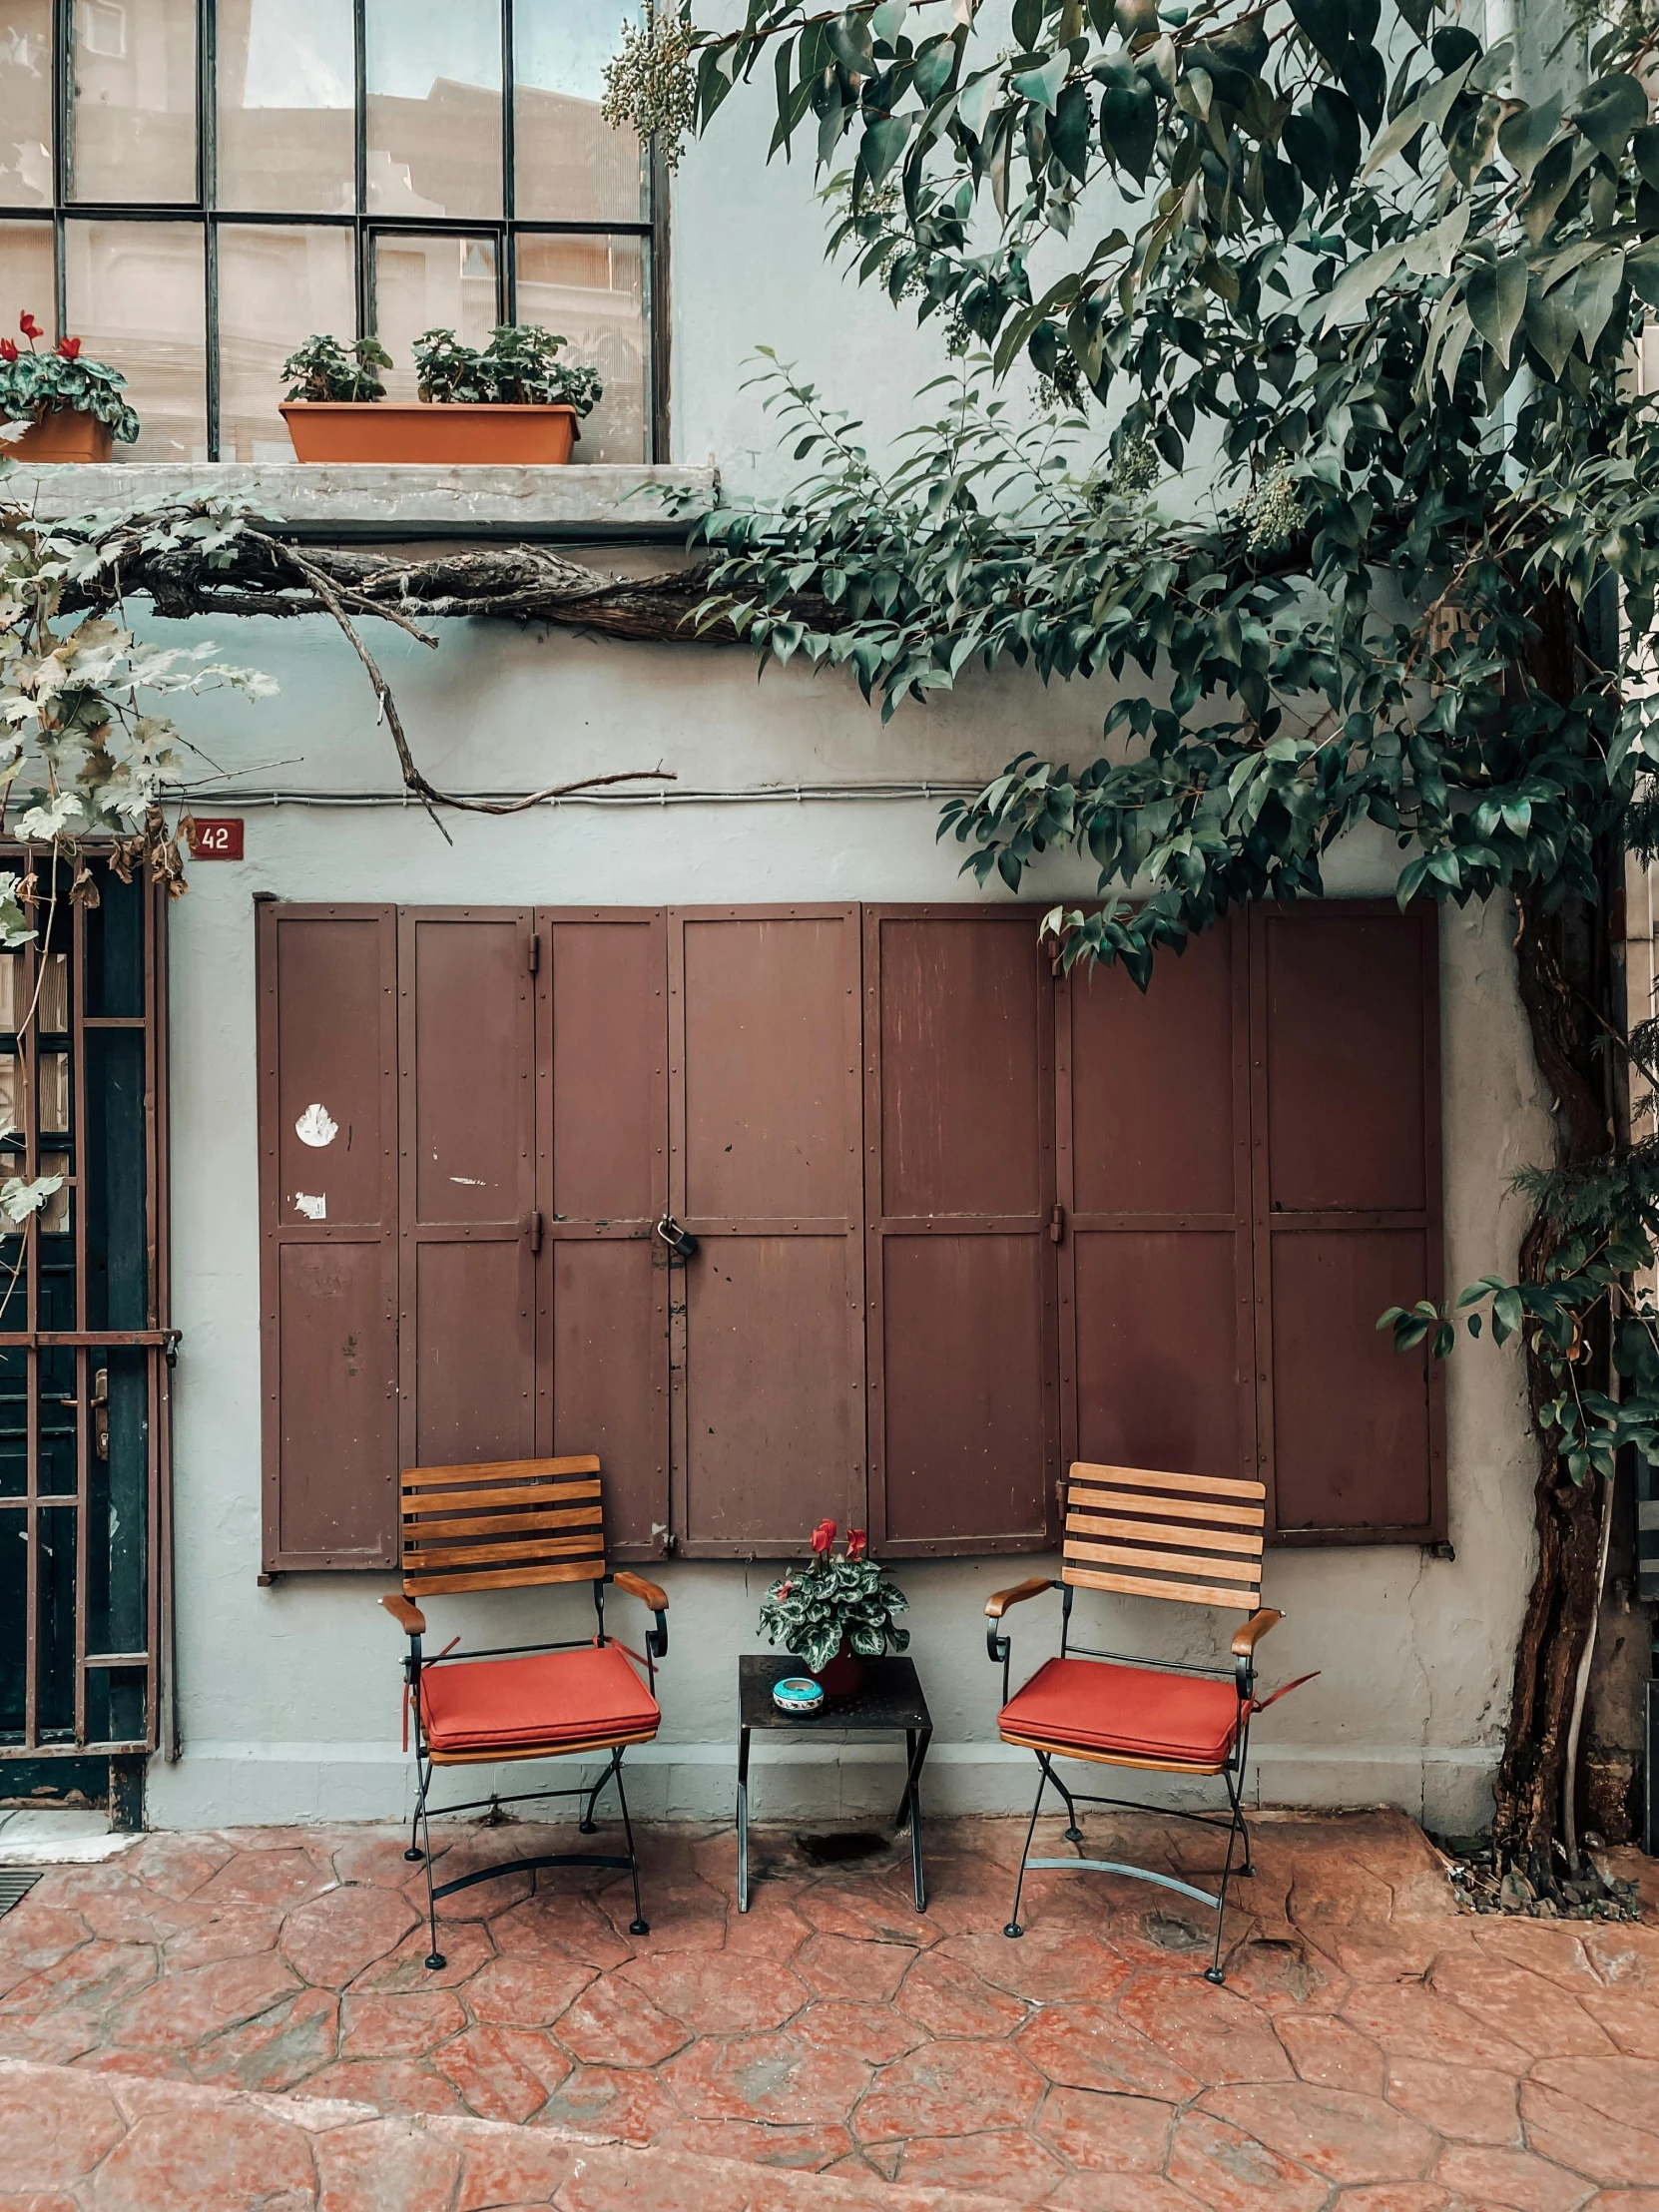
655 1216 700 1265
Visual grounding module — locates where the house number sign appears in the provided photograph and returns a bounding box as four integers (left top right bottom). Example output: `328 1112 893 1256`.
187 818 245 859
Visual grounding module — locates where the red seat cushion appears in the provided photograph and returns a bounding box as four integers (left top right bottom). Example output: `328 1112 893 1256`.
419 1642 659 1757
999 1655 1241 1770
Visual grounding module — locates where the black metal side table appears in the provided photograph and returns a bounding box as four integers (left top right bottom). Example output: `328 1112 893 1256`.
736 1653 933 1913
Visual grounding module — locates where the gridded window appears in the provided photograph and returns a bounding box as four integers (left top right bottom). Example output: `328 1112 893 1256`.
0 0 661 461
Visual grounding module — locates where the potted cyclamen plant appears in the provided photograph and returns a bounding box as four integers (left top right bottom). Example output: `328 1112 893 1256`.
0 312 139 461
278 324 601 465
758 1520 909 1702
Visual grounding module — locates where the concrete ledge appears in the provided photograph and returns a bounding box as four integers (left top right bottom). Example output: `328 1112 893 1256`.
3 460 720 540
145 1735 1502 1833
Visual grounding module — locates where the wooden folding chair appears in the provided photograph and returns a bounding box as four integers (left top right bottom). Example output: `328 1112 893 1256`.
381 1453 669 1970
985 1461 1306 1984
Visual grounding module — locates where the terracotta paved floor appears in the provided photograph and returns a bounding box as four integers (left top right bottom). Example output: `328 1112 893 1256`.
1 1808 1657 2210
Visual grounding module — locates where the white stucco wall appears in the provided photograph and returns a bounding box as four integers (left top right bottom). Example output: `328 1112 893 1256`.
142 598 1550 1840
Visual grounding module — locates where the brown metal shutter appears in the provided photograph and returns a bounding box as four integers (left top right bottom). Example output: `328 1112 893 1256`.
537 910 669 1557
258 904 398 1571
397 909 537 1470
865 907 1058 1555
668 908 864 1554
1250 901 1445 1542
1058 917 1256 1486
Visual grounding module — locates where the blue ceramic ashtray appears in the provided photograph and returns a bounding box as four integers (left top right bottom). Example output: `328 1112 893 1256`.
773 1675 825 1715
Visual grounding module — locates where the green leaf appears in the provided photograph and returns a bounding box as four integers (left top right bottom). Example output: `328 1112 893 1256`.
1465 252 1528 366
1011 51 1070 114
1362 55 1475 176
1571 71 1647 162
1012 0 1043 49
1523 284 1574 377
1318 242 1405 330
1051 80 1092 179
1290 0 1350 66
861 111 915 187
1099 76 1157 180
1498 95 1563 182
1563 249 1625 357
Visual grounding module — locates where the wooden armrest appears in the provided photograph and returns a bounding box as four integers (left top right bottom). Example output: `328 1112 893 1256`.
985 1577 1057 1619
613 1570 669 1612
1232 1608 1281 1658
380 1593 427 1637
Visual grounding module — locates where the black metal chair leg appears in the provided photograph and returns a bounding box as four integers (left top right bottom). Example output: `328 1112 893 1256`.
415 1765 445 1971
577 1763 608 1836
610 1747 649 1936
1005 1758 1050 1938
405 1751 427 1863
1046 1756 1086 1847
1204 1784 1246 1986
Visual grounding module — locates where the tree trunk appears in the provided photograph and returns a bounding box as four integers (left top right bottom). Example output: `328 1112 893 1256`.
1489 880 1613 1887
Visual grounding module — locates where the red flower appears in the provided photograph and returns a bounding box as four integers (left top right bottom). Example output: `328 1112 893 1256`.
0 340 16 363
845 1528 867 1560
18 312 40 341
776 1581 793 1599
56 336 80 360
810 1518 836 1555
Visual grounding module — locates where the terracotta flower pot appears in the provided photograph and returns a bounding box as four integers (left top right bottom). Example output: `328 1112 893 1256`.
6 410 114 462
811 1640 866 1703
280 400 579 465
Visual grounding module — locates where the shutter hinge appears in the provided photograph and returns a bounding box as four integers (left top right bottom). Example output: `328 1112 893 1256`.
652 1522 678 1558
1049 1203 1066 1245
527 931 541 974
526 1210 543 1254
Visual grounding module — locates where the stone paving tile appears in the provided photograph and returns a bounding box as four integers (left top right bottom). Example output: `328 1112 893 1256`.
0 1810 1653 2209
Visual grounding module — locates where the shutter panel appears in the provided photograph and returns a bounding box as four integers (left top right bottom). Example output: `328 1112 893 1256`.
539 910 669 1557
1251 902 1444 1542
866 907 1058 1554
259 904 398 1571
398 909 537 1469
669 908 864 1554
1058 918 1255 1485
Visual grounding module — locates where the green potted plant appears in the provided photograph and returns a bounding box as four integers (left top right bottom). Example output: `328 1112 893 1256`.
758 1520 909 1701
278 325 601 465
0 312 139 462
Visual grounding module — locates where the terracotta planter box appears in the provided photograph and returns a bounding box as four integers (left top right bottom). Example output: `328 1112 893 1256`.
280 400 579 465
6 410 114 462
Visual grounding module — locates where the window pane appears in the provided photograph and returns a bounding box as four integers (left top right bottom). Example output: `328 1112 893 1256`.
216 0 354 215
371 231 496 398
64 220 205 459
365 0 501 219
514 233 646 463
0 220 55 343
514 0 646 225
68 0 198 205
0 0 53 207
219 224 355 460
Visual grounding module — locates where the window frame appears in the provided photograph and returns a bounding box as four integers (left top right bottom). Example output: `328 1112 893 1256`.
1 0 666 460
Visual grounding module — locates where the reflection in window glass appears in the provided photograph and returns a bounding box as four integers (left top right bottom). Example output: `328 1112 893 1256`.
0 220 56 344
219 224 354 458
371 233 497 399
0 0 53 206
365 0 501 220
64 220 206 459
514 0 645 225
68 0 198 205
515 233 646 464
216 0 354 215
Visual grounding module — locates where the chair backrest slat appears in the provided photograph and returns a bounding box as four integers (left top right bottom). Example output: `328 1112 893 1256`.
399 1455 606 1598
1063 1461 1264 1615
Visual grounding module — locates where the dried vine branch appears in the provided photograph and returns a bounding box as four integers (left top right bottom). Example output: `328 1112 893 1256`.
59 520 772 644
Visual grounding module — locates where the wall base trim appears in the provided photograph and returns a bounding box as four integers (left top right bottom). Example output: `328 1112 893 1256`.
146 1738 1501 1834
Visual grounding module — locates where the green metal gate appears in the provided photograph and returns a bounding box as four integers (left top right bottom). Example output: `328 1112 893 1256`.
0 854 170 1799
